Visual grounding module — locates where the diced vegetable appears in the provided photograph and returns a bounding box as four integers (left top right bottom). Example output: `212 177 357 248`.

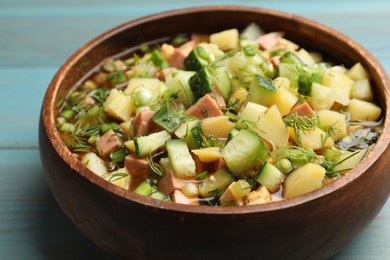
198 169 234 197
210 28 239 51
283 163 326 199
81 152 107 176
166 139 196 178
256 162 285 193
347 98 382 121
134 130 172 157
222 129 269 177
104 89 134 121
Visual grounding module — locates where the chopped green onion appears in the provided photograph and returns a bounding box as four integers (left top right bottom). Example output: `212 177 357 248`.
59 122 75 132
60 109 76 120
134 179 154 196
151 49 169 69
100 122 119 134
197 171 209 180
133 87 154 107
323 149 342 162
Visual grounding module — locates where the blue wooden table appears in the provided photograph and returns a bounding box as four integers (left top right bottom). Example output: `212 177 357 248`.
1 0 389 259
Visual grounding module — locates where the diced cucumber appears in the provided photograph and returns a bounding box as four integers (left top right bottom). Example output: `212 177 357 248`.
188 121 206 149
150 191 170 201
166 139 196 178
207 67 232 101
167 70 196 107
134 130 172 157
222 129 269 177
279 51 304 65
151 49 169 69
189 68 213 100
297 74 312 96
134 179 154 196
249 74 277 106
219 180 251 205
227 128 240 142
256 162 285 193
198 169 234 197
184 46 210 71
152 106 187 133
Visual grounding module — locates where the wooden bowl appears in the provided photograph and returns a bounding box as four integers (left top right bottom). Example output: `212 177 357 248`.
39 6 390 259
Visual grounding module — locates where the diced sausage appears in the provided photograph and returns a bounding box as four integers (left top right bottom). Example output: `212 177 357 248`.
256 32 283 50
169 41 196 69
185 94 223 120
191 34 209 44
96 130 122 157
160 43 175 61
212 89 226 108
173 190 200 206
133 110 160 136
124 154 150 178
192 154 205 173
288 102 316 116
157 67 176 82
270 56 280 68
204 158 227 173
84 95 96 106
157 170 186 194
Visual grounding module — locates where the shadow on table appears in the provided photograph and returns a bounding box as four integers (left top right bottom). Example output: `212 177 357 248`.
32 173 114 260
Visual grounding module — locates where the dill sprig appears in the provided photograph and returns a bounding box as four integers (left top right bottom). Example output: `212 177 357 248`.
146 156 165 179
108 172 129 182
284 113 320 147
322 150 362 177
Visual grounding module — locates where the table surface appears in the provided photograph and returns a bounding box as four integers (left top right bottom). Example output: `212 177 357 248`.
1 0 390 259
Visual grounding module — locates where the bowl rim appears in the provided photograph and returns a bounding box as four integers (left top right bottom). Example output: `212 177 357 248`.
41 5 390 215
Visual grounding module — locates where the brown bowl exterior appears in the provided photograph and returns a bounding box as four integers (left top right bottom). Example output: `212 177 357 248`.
39 6 390 260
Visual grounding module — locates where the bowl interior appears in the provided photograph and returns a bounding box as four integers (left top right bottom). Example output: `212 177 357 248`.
42 5 390 214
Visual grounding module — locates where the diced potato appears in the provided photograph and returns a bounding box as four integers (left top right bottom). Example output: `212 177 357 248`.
124 78 164 106
210 28 239 51
236 102 268 129
317 110 347 141
322 69 353 105
202 116 235 138
347 98 382 121
173 190 200 206
288 127 334 150
274 77 291 90
272 87 298 116
245 185 271 205
198 42 224 58
296 48 315 66
307 82 335 110
106 167 131 190
351 78 373 101
81 152 107 176
104 89 134 121
347 62 369 81
124 140 136 153
120 121 133 136
333 147 369 173
219 180 251 205
257 105 289 147
283 163 326 199
192 147 222 163
229 87 249 110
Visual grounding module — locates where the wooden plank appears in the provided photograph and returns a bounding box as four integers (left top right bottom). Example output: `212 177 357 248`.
0 149 113 259
0 68 55 148
0 1 389 66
